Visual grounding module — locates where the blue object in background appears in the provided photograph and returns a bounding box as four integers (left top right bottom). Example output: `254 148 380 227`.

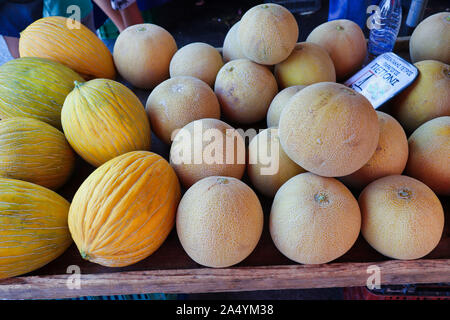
328 0 380 29
0 0 43 37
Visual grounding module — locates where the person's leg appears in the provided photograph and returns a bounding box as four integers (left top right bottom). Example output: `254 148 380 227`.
0 36 15 66
119 2 144 28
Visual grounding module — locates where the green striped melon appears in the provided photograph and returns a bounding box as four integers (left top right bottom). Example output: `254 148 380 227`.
0 57 84 129
0 117 75 190
0 178 72 279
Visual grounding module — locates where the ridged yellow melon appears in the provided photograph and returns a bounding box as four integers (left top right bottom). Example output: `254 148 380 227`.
68 151 181 267
19 16 115 79
0 178 72 279
61 79 151 167
0 117 75 190
0 57 84 129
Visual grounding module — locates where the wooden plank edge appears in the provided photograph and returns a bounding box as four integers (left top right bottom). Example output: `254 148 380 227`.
0 258 448 300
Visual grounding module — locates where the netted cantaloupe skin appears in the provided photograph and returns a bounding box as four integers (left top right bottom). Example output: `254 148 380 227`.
61 79 152 167
19 16 115 79
68 151 181 267
0 178 72 279
0 57 84 129
0 117 75 190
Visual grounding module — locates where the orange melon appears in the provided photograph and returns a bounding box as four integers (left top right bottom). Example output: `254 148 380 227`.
306 19 367 80
238 3 299 65
278 82 379 177
19 16 115 79
405 116 450 195
359 175 444 260
270 172 361 264
176 176 263 268
340 111 408 190
266 85 306 128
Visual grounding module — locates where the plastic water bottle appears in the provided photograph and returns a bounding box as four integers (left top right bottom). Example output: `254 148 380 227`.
368 0 402 56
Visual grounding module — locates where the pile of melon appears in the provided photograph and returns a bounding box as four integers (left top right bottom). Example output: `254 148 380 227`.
0 4 448 279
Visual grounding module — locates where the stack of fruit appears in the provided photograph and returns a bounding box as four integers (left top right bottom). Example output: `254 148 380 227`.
0 4 448 279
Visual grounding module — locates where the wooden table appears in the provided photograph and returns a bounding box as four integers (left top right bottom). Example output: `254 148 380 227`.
0 37 449 300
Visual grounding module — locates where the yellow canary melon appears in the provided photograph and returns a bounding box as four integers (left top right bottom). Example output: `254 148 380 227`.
170 42 224 87
0 57 84 129
0 178 72 279
359 175 444 260
61 79 151 167
214 59 278 124
279 82 379 177
176 176 263 268
222 21 246 62
410 12 450 64
146 76 221 145
170 118 246 189
274 42 336 89
238 3 299 65
266 85 306 127
306 19 367 80
340 112 408 190
270 172 361 264
0 117 75 190
391 60 450 134
113 23 177 89
68 151 181 267
19 16 115 79
405 116 450 195
248 128 306 197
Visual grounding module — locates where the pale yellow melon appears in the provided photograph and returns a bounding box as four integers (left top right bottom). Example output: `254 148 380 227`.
340 112 408 190
238 3 299 65
222 21 246 62
405 116 450 195
410 12 450 64
169 42 224 87
113 24 177 89
359 175 444 260
274 42 336 88
176 176 264 268
270 172 361 264
306 19 367 80
391 60 450 134
146 76 221 144
170 118 246 188
267 85 306 127
248 128 305 197
278 82 379 177
214 59 278 124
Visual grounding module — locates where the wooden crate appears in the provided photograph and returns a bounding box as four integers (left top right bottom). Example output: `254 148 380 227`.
0 37 449 300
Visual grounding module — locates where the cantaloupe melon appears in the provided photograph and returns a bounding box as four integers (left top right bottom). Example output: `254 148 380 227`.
306 19 367 80
340 112 408 190
146 76 221 144
405 116 450 195
391 60 450 134
274 42 336 88
214 59 278 124
410 12 450 64
278 82 379 177
248 128 305 197
359 175 444 260
170 42 223 87
238 3 299 65
170 118 246 188
222 21 246 62
270 172 361 264
113 23 177 89
266 85 306 128
176 176 263 268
